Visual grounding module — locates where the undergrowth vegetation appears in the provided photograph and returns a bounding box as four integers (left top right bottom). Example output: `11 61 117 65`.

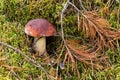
0 0 120 80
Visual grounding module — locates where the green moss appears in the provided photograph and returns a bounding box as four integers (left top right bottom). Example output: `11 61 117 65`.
0 0 119 79
0 75 12 80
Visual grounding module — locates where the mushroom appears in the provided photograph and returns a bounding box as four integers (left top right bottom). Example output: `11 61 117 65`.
25 18 56 56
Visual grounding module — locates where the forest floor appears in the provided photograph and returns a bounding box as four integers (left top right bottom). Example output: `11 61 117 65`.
0 0 120 80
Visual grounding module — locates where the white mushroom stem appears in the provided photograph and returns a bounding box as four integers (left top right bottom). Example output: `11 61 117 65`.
33 37 46 56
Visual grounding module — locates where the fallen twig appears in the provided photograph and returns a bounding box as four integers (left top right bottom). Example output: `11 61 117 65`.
10 70 21 80
79 0 86 11
0 41 54 80
60 0 75 63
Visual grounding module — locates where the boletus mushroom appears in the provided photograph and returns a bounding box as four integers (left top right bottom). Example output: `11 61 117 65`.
25 18 56 56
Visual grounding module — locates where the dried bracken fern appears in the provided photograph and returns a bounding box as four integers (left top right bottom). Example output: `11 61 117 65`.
66 40 109 70
64 11 120 70
78 11 120 52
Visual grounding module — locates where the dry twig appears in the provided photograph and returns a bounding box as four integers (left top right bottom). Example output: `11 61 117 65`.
60 0 75 63
0 41 54 80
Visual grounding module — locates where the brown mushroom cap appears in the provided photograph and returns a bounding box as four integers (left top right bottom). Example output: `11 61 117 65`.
25 19 56 37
